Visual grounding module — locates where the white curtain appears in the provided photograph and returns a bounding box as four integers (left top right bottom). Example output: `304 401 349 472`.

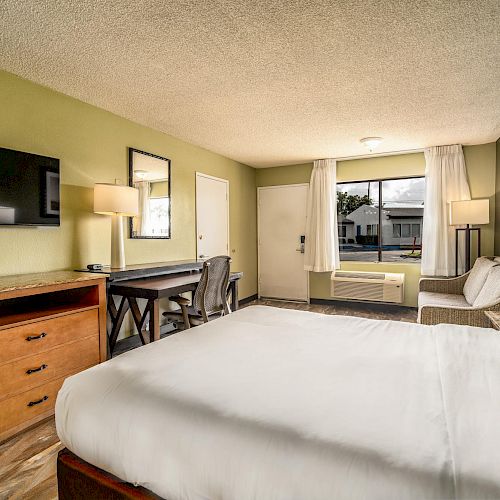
304 159 340 272
135 181 151 237
421 145 471 276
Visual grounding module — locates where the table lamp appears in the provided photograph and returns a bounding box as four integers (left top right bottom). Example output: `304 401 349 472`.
449 199 490 274
94 183 139 269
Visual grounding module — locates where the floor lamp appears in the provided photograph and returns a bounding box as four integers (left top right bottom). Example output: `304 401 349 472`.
450 199 490 275
94 183 139 269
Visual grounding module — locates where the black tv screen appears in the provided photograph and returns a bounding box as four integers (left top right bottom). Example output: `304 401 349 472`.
0 147 60 226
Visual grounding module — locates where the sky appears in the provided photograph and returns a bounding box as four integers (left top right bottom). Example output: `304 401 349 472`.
337 178 425 205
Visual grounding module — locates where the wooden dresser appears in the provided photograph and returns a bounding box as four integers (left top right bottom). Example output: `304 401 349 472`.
0 271 107 442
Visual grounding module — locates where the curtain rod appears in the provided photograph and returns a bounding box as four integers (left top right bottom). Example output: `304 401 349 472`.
332 147 425 162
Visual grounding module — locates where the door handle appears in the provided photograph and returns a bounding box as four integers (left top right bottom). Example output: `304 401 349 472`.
199 254 209 259
296 235 305 253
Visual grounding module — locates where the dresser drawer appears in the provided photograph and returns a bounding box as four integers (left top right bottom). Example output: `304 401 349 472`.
0 335 99 401
0 375 72 441
0 308 99 365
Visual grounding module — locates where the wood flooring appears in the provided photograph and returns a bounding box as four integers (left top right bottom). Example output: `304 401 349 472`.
0 299 417 499
0 418 62 500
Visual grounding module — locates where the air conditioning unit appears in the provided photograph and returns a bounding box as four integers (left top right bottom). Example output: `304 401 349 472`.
331 271 404 304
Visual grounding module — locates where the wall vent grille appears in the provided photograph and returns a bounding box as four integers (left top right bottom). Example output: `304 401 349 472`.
331 271 404 303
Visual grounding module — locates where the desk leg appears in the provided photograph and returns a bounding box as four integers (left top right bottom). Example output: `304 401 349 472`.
128 297 149 345
109 297 130 355
230 280 239 311
148 299 160 343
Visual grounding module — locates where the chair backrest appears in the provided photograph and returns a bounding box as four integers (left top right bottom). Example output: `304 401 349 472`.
193 256 231 317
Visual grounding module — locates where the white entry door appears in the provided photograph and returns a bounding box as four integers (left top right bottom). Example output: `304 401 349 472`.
196 173 229 259
258 184 309 301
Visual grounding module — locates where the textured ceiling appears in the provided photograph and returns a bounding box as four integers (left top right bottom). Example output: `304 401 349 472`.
0 1 499 167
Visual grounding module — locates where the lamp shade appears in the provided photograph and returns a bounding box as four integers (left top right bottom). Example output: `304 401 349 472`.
449 199 490 226
94 183 139 216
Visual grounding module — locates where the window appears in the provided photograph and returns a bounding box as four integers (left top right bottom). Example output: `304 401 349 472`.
337 176 424 262
149 197 170 236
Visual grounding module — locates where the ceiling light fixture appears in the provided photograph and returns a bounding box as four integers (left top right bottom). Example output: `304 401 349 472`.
360 137 383 152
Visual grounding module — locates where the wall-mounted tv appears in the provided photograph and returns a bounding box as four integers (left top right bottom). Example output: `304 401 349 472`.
0 147 60 226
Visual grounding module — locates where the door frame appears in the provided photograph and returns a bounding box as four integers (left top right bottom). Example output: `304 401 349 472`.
195 172 230 259
257 183 310 303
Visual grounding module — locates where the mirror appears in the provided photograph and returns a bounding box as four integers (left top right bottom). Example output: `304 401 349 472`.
129 148 171 239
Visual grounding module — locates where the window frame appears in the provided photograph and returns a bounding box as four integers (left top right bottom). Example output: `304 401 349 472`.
336 175 425 262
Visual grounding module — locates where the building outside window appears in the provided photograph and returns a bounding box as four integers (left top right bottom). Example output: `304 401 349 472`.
337 176 425 262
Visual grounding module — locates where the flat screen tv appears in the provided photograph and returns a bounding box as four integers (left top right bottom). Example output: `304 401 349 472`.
0 147 60 226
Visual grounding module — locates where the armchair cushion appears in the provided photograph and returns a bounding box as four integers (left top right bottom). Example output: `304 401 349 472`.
473 266 500 308
462 257 497 304
418 292 470 309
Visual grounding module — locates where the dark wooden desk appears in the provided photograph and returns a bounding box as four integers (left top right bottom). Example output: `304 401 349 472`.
77 259 204 282
107 272 242 355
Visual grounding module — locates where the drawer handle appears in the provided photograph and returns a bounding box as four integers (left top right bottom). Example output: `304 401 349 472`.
26 364 48 375
26 332 47 341
27 395 48 407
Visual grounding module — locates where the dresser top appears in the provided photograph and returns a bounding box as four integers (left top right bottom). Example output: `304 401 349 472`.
0 271 107 295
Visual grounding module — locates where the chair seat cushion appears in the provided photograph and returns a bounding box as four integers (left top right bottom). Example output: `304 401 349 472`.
418 292 471 309
473 266 500 308
463 257 498 304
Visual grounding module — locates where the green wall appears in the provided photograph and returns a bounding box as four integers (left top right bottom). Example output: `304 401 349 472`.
0 70 258 299
1 69 497 309
256 145 497 307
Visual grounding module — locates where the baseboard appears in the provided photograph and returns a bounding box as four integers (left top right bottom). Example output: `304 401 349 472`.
310 298 417 312
239 294 258 305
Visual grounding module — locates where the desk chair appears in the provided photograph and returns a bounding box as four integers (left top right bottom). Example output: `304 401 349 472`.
165 255 231 329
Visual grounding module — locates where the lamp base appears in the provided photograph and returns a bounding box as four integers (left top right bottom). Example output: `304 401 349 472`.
110 214 126 269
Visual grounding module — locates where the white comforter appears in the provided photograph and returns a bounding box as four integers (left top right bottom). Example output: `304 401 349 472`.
56 306 500 500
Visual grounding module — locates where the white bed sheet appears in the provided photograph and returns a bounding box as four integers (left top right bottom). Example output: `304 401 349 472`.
56 305 500 499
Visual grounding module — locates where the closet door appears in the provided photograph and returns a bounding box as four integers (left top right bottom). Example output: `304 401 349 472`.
196 173 229 259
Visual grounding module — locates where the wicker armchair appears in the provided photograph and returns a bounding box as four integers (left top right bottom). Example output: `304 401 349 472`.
164 256 231 329
418 261 500 327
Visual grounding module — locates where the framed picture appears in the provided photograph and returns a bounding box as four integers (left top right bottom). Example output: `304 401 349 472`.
43 170 60 216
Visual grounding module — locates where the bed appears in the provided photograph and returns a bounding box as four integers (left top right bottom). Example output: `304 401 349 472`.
55 305 500 499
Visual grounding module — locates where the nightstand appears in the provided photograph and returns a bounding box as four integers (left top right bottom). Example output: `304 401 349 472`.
484 311 500 330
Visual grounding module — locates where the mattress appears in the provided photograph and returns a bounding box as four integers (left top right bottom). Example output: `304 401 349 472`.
56 305 500 500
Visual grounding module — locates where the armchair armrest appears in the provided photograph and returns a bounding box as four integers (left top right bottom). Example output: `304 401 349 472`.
419 272 470 294
419 301 500 328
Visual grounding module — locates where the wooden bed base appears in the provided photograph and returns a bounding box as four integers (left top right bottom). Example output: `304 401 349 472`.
57 448 164 499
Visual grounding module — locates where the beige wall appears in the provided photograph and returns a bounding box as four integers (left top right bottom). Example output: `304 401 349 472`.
496 138 500 254
256 145 497 307
0 70 257 299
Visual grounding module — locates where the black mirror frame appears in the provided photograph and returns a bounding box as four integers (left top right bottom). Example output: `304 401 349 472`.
128 147 172 239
